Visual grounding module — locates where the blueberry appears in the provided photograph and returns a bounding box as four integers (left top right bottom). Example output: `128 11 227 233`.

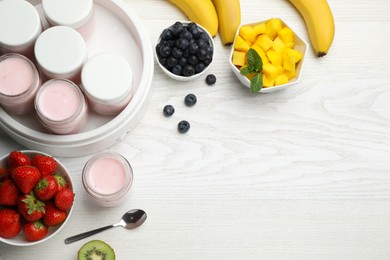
170 22 184 36
198 32 210 41
158 57 167 66
197 39 207 49
186 22 197 32
183 64 195 76
195 63 205 73
206 45 214 55
171 47 183 58
176 38 190 50
206 74 216 85
197 48 207 60
184 93 197 107
178 120 190 133
187 55 198 66
179 57 187 66
166 56 178 68
180 30 193 42
171 64 182 75
161 28 173 40
159 45 171 58
163 105 175 117
189 42 199 54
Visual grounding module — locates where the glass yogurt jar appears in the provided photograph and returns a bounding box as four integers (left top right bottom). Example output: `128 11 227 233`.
82 152 133 207
0 0 42 58
41 0 95 39
34 79 88 134
0 53 42 115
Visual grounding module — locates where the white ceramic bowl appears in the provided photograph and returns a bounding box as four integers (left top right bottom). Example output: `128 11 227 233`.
0 150 74 246
155 21 214 81
229 18 308 93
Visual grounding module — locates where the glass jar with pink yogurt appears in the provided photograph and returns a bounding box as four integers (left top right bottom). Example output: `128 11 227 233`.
82 152 133 207
0 53 41 115
34 78 88 134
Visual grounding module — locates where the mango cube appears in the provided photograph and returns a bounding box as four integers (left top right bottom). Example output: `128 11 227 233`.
265 18 283 40
251 44 269 64
283 54 296 72
239 25 257 43
232 51 247 67
278 27 295 46
262 63 279 79
274 73 289 86
285 48 302 63
234 35 250 52
255 34 273 51
262 73 274 87
252 23 266 35
266 49 282 67
271 37 286 53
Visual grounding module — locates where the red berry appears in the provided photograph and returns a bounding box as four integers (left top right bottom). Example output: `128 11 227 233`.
23 221 48 242
0 167 9 181
11 166 41 194
53 174 69 192
8 151 31 171
54 188 74 211
0 179 20 206
43 201 67 227
34 175 59 201
0 208 22 239
31 154 58 176
17 194 45 222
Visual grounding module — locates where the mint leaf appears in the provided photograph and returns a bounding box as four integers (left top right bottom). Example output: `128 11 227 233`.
246 48 263 73
250 73 263 93
240 66 251 75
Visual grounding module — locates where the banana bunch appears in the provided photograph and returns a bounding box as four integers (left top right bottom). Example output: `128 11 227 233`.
288 0 335 57
168 0 241 46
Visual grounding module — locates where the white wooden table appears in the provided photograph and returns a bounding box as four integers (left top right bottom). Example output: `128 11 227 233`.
1 0 390 259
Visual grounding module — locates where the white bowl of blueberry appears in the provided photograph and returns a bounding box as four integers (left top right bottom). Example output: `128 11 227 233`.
155 21 214 81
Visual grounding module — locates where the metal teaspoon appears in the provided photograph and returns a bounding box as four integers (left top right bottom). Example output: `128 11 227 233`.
64 209 147 244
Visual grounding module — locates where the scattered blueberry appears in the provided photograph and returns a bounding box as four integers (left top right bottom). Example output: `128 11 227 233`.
206 74 216 85
156 21 213 77
184 94 197 107
163 105 175 117
178 120 190 133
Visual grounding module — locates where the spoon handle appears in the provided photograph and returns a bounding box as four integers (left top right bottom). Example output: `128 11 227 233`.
64 224 114 244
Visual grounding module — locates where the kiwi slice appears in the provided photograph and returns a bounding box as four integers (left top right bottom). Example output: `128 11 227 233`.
78 240 115 260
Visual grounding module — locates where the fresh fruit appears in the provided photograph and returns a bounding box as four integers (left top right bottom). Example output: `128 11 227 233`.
0 179 20 206
11 165 41 194
23 221 48 242
163 105 175 117
288 0 334 57
156 22 213 77
184 94 197 107
17 194 45 222
0 208 22 239
54 188 74 211
31 154 58 176
43 201 67 227
8 150 31 171
53 174 69 192
0 167 8 180
178 120 190 133
169 0 218 37
34 175 59 201
206 74 216 85
211 0 241 45
232 18 304 89
78 240 116 260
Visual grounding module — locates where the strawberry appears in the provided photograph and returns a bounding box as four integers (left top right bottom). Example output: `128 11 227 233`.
31 154 58 176
0 179 20 206
34 175 59 201
8 151 31 171
0 208 22 239
43 201 67 227
54 188 74 211
53 174 69 192
17 194 45 222
23 220 48 242
0 167 9 181
11 165 41 194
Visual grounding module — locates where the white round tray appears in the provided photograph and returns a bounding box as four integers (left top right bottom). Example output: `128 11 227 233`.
0 0 154 157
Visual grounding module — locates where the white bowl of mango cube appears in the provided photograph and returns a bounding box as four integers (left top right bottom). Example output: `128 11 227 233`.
229 18 308 93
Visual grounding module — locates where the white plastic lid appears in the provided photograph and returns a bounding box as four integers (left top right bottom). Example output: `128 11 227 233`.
0 0 42 50
42 0 93 29
81 53 133 104
34 26 87 78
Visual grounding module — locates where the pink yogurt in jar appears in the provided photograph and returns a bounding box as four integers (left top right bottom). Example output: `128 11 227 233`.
0 53 41 115
34 79 88 134
82 152 133 207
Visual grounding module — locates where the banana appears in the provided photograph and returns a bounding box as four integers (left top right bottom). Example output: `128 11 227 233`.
169 0 218 37
211 0 241 46
288 0 335 57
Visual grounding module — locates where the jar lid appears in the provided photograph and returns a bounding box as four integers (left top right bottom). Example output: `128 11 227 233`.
34 26 87 78
81 53 133 104
0 0 42 50
42 0 93 29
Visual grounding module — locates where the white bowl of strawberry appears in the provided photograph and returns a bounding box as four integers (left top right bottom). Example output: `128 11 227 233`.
0 150 74 246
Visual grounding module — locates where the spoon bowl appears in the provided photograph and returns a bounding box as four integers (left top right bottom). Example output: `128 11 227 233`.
64 209 147 244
